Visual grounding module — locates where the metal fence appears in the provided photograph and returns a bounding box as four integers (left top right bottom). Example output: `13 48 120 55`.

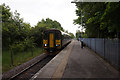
81 38 120 70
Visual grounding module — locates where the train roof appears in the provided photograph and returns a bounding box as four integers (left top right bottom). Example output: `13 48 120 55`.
44 29 60 32
44 29 70 36
61 31 71 36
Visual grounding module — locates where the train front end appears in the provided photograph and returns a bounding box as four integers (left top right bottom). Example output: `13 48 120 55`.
43 29 62 52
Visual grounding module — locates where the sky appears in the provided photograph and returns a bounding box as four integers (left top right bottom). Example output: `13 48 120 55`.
0 0 81 35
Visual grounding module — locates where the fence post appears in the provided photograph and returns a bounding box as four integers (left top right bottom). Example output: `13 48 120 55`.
95 38 96 53
90 38 91 48
31 48 33 56
10 49 13 66
104 38 105 60
87 38 88 47
118 39 120 70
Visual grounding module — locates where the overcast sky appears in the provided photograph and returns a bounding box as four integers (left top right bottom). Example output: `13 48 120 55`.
1 0 80 35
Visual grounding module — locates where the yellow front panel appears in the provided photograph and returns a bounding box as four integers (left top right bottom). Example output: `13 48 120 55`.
43 40 48 44
43 40 48 48
56 40 61 48
49 33 54 48
56 40 61 43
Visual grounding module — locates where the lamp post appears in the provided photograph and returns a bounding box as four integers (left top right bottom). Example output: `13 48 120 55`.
71 0 83 38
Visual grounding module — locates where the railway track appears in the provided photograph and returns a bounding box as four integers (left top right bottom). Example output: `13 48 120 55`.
8 54 57 80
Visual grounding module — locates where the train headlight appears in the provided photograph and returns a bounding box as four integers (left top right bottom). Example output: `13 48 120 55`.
44 44 47 46
56 44 59 46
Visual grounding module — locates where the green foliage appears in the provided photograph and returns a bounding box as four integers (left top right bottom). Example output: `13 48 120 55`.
10 42 25 53
76 30 82 38
1 3 69 50
68 32 75 38
76 30 87 38
9 37 35 53
31 18 64 47
24 37 35 49
82 33 88 38
1 3 11 22
74 2 120 38
1 4 32 48
36 18 64 31
2 47 43 73
30 26 46 47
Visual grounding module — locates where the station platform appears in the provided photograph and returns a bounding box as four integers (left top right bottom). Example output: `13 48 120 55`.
31 40 120 80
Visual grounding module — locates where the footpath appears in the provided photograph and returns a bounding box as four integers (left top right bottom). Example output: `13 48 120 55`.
32 40 120 80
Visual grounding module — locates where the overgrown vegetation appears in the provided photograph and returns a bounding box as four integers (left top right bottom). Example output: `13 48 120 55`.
74 2 120 38
1 3 74 73
2 47 43 73
1 4 65 49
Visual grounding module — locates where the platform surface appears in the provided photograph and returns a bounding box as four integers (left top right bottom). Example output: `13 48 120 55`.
31 40 120 80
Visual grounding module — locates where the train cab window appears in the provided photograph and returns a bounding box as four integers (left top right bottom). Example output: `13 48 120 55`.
55 31 61 39
43 32 48 39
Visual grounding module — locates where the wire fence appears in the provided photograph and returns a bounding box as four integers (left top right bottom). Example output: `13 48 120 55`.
80 38 120 70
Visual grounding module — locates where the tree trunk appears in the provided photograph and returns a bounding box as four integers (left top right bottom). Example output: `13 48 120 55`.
31 48 33 56
10 50 13 66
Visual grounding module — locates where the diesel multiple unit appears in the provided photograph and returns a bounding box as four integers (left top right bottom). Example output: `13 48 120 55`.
43 29 71 52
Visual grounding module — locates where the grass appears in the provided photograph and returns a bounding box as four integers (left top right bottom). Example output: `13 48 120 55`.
2 47 44 73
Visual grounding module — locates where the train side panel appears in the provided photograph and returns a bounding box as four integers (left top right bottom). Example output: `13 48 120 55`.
61 33 71 47
62 38 71 47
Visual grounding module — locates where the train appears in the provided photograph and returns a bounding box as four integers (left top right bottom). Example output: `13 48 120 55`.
43 29 71 52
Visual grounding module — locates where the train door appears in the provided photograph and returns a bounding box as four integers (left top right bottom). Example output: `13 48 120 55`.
49 33 54 48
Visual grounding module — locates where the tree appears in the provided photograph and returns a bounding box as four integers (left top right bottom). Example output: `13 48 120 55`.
1 4 14 47
36 18 64 31
30 26 46 47
74 2 120 38
1 4 32 49
68 32 75 38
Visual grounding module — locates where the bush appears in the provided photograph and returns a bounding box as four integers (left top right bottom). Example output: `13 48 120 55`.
23 37 36 51
10 42 25 53
9 37 36 53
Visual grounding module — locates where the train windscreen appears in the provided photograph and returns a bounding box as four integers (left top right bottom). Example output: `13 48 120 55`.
44 31 48 39
55 31 61 39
